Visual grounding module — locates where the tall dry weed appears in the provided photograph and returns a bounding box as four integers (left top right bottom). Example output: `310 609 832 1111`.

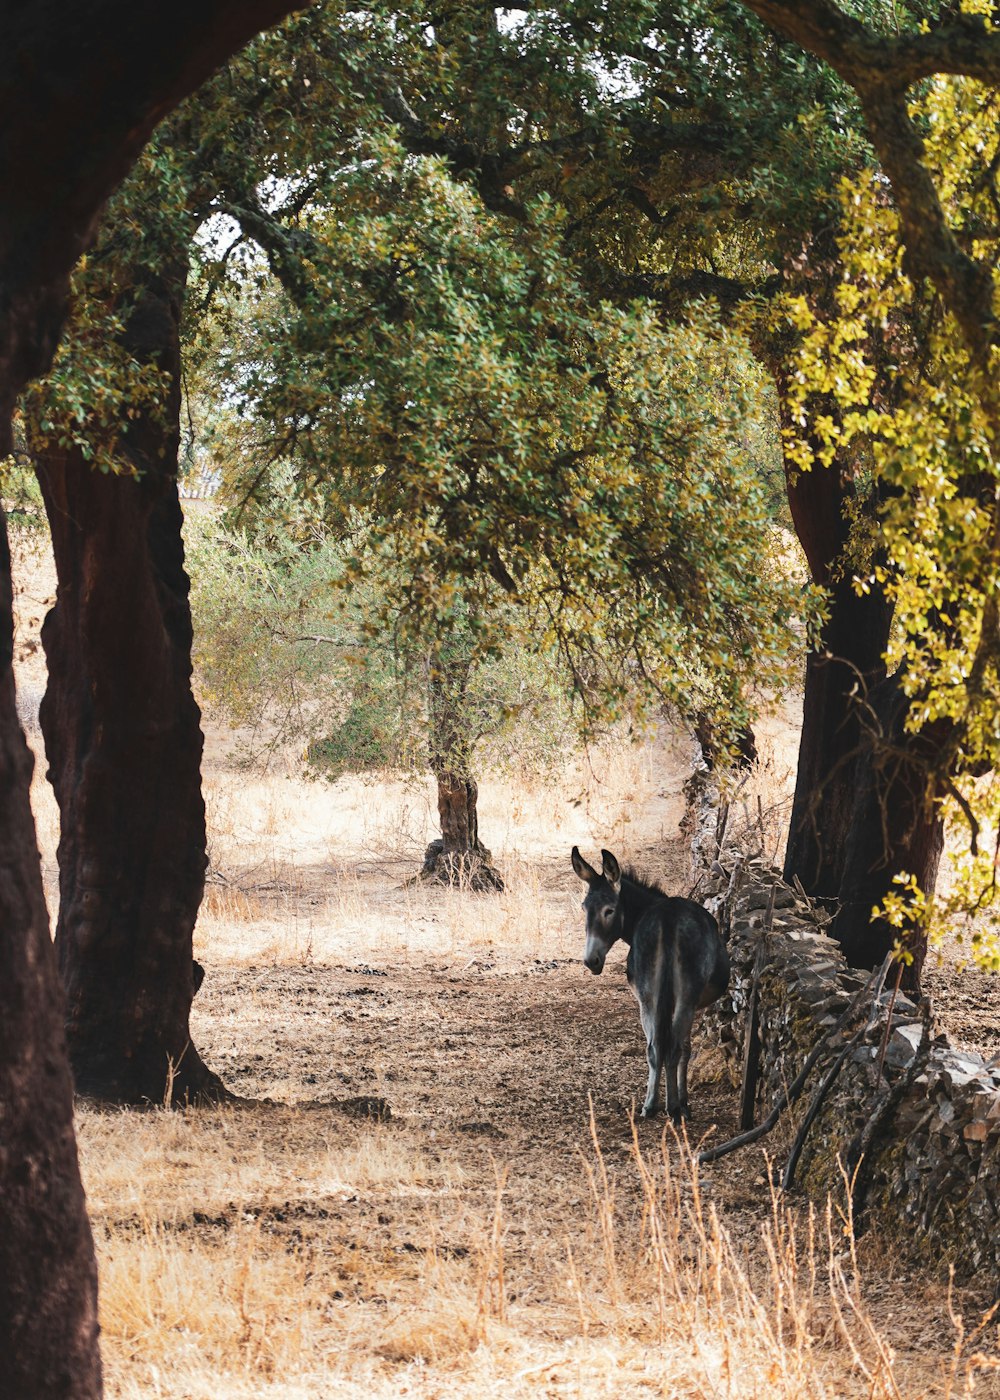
574 1109 997 1400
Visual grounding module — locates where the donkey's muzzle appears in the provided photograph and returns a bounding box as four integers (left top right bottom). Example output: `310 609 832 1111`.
584 953 605 975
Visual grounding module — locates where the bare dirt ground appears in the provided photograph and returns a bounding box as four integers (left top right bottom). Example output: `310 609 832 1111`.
10 537 1000 1398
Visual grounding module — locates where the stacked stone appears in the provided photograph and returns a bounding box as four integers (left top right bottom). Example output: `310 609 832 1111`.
690 777 1000 1282
886 1052 1000 1271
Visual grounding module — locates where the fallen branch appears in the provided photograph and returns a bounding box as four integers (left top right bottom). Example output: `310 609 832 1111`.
698 956 892 1166
781 957 894 1190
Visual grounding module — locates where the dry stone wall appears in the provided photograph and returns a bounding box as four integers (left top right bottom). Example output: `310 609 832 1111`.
687 767 1000 1282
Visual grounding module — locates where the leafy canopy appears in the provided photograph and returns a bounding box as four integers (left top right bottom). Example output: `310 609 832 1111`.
215 135 811 733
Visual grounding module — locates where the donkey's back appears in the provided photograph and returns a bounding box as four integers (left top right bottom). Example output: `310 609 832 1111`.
571 847 728 1122
629 897 729 1012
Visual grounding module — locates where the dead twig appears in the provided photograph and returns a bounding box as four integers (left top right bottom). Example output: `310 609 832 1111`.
738 936 767 1132
781 956 894 1190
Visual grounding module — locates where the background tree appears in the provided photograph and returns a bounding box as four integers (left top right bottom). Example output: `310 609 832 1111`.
186 145 807 883
187 507 574 890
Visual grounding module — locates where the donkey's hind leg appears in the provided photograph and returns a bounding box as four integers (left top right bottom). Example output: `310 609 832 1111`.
639 1005 663 1119
678 1030 694 1119
666 1007 697 1123
641 1041 663 1119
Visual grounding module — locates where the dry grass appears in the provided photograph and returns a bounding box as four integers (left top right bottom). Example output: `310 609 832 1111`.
191 725 681 969
78 1097 1000 1400
64 714 1000 1398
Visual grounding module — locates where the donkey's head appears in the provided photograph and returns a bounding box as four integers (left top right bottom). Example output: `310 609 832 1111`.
571 846 623 975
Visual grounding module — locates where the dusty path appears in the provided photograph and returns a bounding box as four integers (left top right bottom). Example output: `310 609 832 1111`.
188 798 758 1317
175 942 1000 1398
194 953 748 1224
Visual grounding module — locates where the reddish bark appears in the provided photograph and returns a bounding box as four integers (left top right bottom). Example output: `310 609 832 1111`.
0 519 101 1398
36 263 224 1104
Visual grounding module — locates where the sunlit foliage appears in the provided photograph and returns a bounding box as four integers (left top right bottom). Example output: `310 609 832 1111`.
213 138 810 736
777 55 1000 966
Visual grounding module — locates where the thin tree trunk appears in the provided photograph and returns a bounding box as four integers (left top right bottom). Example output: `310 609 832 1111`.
694 712 758 771
436 769 485 852
421 650 503 891
35 261 224 1104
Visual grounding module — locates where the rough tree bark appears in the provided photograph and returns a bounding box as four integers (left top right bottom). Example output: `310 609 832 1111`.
0 517 102 1400
781 434 894 904
830 674 946 988
779 434 945 983
35 258 225 1104
0 3 306 1392
421 651 504 891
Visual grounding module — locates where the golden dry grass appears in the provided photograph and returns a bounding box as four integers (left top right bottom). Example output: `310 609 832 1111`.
63 713 1000 1398
189 725 686 968
78 1097 1000 1400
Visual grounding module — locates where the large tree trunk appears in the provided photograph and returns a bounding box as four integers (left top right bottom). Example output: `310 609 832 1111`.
782 433 893 899
829 675 946 989
35 261 225 1105
779 419 941 986
783 573 895 902
0 482 102 1398
0 5 306 1393
421 651 503 891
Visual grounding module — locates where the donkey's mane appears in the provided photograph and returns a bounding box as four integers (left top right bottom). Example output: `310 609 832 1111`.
621 865 669 901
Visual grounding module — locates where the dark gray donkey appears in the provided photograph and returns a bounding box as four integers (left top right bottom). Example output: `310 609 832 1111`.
572 846 729 1122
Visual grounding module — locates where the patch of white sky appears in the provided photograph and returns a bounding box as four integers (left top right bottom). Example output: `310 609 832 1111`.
196 173 303 268
496 4 647 103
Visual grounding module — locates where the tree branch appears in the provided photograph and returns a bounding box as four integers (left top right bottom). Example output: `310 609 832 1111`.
741 0 1000 365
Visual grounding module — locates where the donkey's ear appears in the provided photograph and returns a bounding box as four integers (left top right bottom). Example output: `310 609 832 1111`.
571 846 599 884
600 849 622 892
